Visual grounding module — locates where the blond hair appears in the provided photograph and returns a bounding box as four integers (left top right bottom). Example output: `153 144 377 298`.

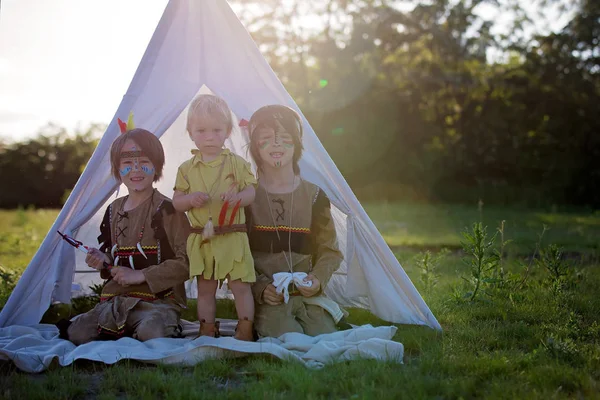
186 94 233 133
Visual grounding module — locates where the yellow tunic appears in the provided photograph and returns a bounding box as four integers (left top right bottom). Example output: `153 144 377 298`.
174 149 256 282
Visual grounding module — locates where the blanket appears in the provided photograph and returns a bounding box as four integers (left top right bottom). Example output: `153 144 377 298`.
0 322 403 373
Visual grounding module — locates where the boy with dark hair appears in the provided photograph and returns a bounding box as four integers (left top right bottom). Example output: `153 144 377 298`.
245 105 344 338
60 128 191 345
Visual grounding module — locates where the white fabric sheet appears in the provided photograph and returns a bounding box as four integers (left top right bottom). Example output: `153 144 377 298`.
0 324 403 373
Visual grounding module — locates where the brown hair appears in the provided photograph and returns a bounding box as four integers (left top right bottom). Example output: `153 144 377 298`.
186 94 233 134
248 105 304 175
110 128 165 182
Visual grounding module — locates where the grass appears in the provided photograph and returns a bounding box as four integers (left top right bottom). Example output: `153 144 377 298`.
1 203 599 399
364 201 600 256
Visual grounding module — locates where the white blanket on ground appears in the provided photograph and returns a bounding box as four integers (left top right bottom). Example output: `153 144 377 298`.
0 324 403 373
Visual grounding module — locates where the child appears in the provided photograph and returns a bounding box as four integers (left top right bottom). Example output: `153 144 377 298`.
245 105 343 338
60 127 191 345
173 94 256 341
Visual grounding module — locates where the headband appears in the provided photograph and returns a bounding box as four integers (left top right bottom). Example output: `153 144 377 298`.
248 105 303 139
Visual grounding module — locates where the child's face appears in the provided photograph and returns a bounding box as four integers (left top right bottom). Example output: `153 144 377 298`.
118 139 156 192
256 125 295 169
188 114 229 158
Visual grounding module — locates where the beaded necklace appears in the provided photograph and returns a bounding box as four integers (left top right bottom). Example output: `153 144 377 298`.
111 189 155 269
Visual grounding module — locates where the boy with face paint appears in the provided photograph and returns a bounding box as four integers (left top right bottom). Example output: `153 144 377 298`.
58 128 191 345
173 94 257 341
246 105 344 338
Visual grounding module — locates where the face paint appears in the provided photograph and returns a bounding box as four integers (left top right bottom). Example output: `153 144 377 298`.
133 158 139 171
256 127 295 170
119 166 132 176
141 165 155 175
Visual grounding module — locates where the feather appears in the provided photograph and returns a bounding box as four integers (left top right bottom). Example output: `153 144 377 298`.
114 256 119 267
203 217 214 240
117 118 127 134
129 255 135 270
228 200 242 226
126 111 135 130
218 201 229 226
136 242 147 259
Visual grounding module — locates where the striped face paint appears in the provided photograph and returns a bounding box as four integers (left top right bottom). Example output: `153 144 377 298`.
119 166 132 176
141 165 155 175
117 139 156 193
256 127 295 170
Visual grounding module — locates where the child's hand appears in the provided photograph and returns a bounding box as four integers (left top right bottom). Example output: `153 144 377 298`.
85 248 110 270
220 188 239 204
111 267 146 286
297 274 321 298
189 192 209 208
262 284 284 305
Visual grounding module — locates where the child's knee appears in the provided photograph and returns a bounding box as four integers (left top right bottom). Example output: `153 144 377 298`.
134 316 174 341
66 312 100 345
67 325 98 345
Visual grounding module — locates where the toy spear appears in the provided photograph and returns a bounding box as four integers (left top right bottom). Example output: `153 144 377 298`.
56 230 111 269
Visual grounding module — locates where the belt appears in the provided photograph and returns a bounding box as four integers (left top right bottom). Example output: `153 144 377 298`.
190 224 247 248
190 224 247 236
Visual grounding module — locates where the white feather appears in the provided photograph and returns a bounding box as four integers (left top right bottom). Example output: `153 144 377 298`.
111 244 117 259
114 256 119 266
129 255 135 270
203 217 214 240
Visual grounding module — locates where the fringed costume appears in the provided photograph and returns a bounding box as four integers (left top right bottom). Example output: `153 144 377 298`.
66 190 190 345
246 180 343 337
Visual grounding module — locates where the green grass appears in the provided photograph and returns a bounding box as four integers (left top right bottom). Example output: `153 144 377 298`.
363 201 600 256
1 204 600 399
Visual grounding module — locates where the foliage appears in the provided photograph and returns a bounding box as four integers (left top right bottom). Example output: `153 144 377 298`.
459 222 501 301
0 123 103 208
229 0 600 207
414 249 449 296
0 266 18 308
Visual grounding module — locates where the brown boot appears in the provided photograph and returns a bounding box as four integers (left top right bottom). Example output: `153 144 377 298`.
234 318 255 341
197 319 220 338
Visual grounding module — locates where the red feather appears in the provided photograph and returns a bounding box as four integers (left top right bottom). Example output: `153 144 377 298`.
229 200 242 226
117 118 127 134
218 201 229 226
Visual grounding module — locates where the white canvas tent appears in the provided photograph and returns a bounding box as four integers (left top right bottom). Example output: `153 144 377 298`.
0 0 441 331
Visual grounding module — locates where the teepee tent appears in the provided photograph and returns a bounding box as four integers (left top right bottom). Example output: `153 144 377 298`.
0 0 441 330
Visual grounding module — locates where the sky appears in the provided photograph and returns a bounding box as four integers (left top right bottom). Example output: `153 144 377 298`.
0 0 168 140
0 0 574 141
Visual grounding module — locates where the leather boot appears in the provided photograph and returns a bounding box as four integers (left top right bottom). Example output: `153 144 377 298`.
234 318 255 341
197 319 220 338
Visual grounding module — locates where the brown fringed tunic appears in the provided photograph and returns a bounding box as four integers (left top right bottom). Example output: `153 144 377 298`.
67 190 190 344
246 180 343 337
